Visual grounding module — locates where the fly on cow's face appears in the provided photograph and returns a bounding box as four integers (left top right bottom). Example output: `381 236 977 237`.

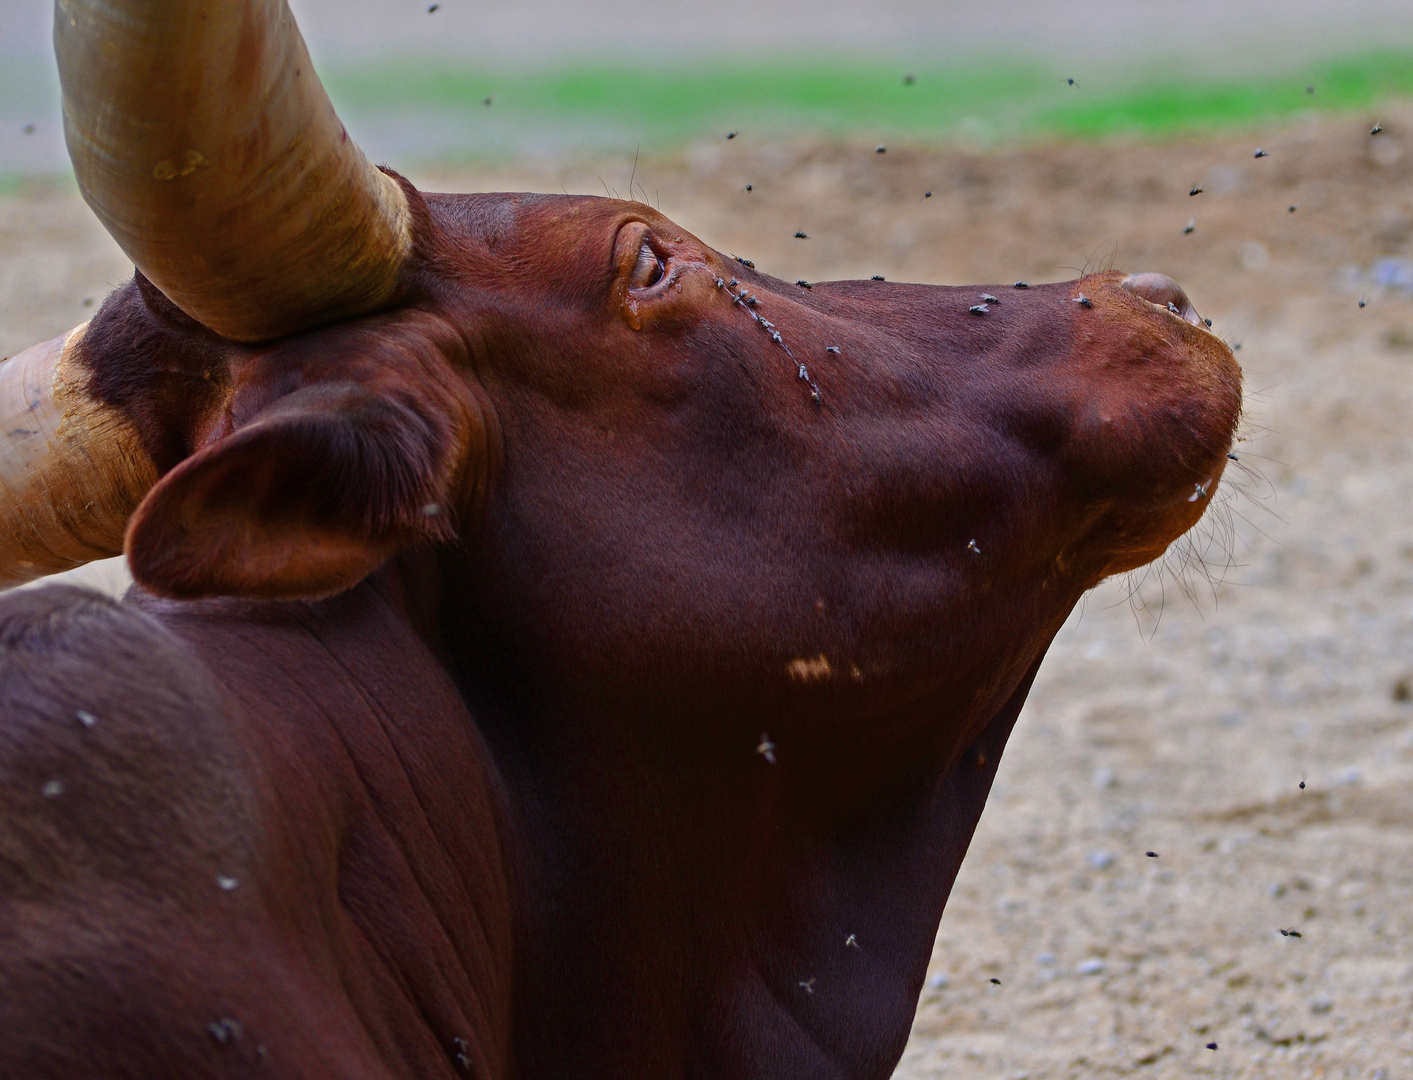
451 1038 472 1073
756 734 777 763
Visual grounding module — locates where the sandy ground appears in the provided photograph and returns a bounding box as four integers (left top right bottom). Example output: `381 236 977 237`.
4 109 1413 1077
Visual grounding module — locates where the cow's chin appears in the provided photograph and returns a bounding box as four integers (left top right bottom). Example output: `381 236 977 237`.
1096 470 1228 578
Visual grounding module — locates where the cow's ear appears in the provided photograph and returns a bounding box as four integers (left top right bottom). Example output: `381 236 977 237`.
125 378 482 600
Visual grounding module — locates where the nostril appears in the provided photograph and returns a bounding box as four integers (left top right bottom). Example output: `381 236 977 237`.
1120 272 1203 327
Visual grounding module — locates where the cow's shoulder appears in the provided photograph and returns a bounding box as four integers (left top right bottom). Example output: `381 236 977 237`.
0 583 261 902
0 584 286 1076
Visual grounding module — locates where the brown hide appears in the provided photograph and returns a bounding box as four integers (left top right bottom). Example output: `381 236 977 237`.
0 180 1241 1079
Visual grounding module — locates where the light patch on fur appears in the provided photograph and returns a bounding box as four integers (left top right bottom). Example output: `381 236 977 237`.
788 654 833 681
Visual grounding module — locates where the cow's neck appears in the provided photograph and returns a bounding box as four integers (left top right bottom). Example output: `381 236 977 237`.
434 562 1052 1080
496 668 1038 1080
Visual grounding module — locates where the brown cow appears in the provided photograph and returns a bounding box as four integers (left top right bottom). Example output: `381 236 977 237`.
0 2 1242 1078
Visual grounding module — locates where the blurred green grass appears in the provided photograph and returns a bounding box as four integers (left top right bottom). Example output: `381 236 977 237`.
322 48 1413 150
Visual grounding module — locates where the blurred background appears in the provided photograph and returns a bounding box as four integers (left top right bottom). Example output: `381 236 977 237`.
5 0 1413 170
3 2 1413 1078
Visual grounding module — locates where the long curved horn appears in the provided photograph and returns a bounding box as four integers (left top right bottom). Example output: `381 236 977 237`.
0 327 158 587
55 0 413 343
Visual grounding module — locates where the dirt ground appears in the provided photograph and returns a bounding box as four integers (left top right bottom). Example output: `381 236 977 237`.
4 108 1413 1078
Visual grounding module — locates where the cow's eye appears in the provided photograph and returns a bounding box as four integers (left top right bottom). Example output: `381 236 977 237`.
630 241 666 289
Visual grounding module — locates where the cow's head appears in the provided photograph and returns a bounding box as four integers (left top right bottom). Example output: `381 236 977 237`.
1 1 1240 749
